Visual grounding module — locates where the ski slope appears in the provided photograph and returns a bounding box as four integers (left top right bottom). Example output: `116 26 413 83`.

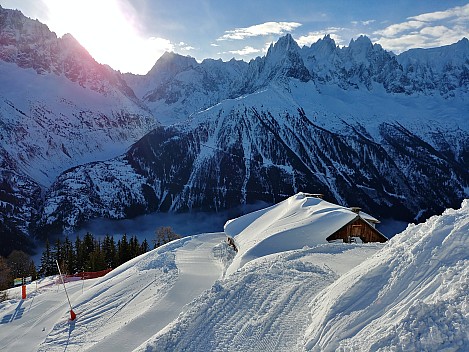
0 278 96 351
1 194 468 351
136 243 381 351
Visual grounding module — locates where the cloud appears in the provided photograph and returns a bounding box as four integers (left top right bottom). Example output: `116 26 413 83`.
227 46 261 56
410 4 469 22
374 3 469 53
374 20 424 37
177 42 195 51
361 19 376 26
218 21 302 41
295 29 344 47
352 19 376 26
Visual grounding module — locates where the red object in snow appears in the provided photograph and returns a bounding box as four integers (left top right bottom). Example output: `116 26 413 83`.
21 285 26 299
70 309 76 321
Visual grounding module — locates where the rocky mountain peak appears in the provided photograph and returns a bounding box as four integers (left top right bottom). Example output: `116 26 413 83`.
266 33 301 58
309 34 337 53
147 51 198 77
263 33 310 82
345 35 381 64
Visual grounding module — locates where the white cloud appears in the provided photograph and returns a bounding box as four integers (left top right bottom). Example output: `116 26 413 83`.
374 20 424 37
177 42 195 51
218 21 302 41
374 3 469 53
295 29 344 47
410 4 469 22
420 25 451 38
228 46 261 56
352 19 376 26
362 19 376 26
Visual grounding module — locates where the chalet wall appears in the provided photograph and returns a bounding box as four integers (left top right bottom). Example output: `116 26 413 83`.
326 217 387 243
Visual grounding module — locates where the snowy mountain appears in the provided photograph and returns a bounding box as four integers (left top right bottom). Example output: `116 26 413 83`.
1 5 468 248
2 194 467 351
397 38 469 96
0 6 157 252
38 79 469 235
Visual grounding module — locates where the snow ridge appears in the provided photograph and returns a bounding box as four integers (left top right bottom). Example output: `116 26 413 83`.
304 199 469 351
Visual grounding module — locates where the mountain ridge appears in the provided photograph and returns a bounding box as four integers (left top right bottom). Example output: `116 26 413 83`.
0 6 158 254
0 5 468 250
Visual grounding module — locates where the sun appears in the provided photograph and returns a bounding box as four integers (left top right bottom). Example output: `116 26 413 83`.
44 0 173 74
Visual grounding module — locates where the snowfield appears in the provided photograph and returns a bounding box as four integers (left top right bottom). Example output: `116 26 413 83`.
304 199 469 351
1 194 468 351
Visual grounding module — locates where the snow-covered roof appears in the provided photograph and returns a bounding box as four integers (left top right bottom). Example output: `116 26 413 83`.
224 192 380 274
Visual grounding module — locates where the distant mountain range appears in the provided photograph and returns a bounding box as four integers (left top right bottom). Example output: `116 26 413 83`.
0 5 468 254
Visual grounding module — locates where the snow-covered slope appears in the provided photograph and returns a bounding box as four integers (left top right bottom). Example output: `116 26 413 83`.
224 193 380 275
1 196 468 351
39 80 469 235
397 38 469 96
0 6 157 247
304 199 469 351
0 6 157 186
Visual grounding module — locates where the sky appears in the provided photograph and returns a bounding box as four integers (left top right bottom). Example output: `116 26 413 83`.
0 0 468 74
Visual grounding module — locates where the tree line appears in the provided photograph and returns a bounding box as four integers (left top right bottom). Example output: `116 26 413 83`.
1 226 181 300
39 232 150 276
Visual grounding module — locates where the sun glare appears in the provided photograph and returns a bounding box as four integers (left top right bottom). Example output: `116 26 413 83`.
44 0 172 74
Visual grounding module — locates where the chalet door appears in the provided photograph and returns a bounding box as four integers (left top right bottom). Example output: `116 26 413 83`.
351 224 362 237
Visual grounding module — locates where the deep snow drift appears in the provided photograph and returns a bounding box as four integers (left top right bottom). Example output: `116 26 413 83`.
1 194 468 351
224 193 381 275
304 199 469 351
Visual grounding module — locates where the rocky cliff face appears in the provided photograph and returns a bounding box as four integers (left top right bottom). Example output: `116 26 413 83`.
38 86 469 235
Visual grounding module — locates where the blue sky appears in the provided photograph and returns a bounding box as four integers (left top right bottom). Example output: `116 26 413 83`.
1 0 468 74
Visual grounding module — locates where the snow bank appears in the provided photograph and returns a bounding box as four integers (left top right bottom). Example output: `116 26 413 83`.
304 199 469 351
37 233 226 352
135 243 381 352
224 192 378 275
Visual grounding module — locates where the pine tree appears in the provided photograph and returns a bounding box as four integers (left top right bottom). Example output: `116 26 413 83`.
75 235 85 274
53 238 65 274
102 234 117 269
63 236 75 274
140 239 149 254
88 239 105 271
117 234 130 265
40 239 55 276
129 235 140 258
82 232 95 271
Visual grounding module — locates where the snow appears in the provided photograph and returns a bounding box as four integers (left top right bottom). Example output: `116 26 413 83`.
0 277 97 351
304 199 469 351
224 192 378 275
0 60 156 186
1 194 468 351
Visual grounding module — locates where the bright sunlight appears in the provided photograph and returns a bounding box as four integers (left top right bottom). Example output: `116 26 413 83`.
44 0 173 74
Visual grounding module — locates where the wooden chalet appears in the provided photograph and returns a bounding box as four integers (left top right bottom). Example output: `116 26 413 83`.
326 206 388 243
